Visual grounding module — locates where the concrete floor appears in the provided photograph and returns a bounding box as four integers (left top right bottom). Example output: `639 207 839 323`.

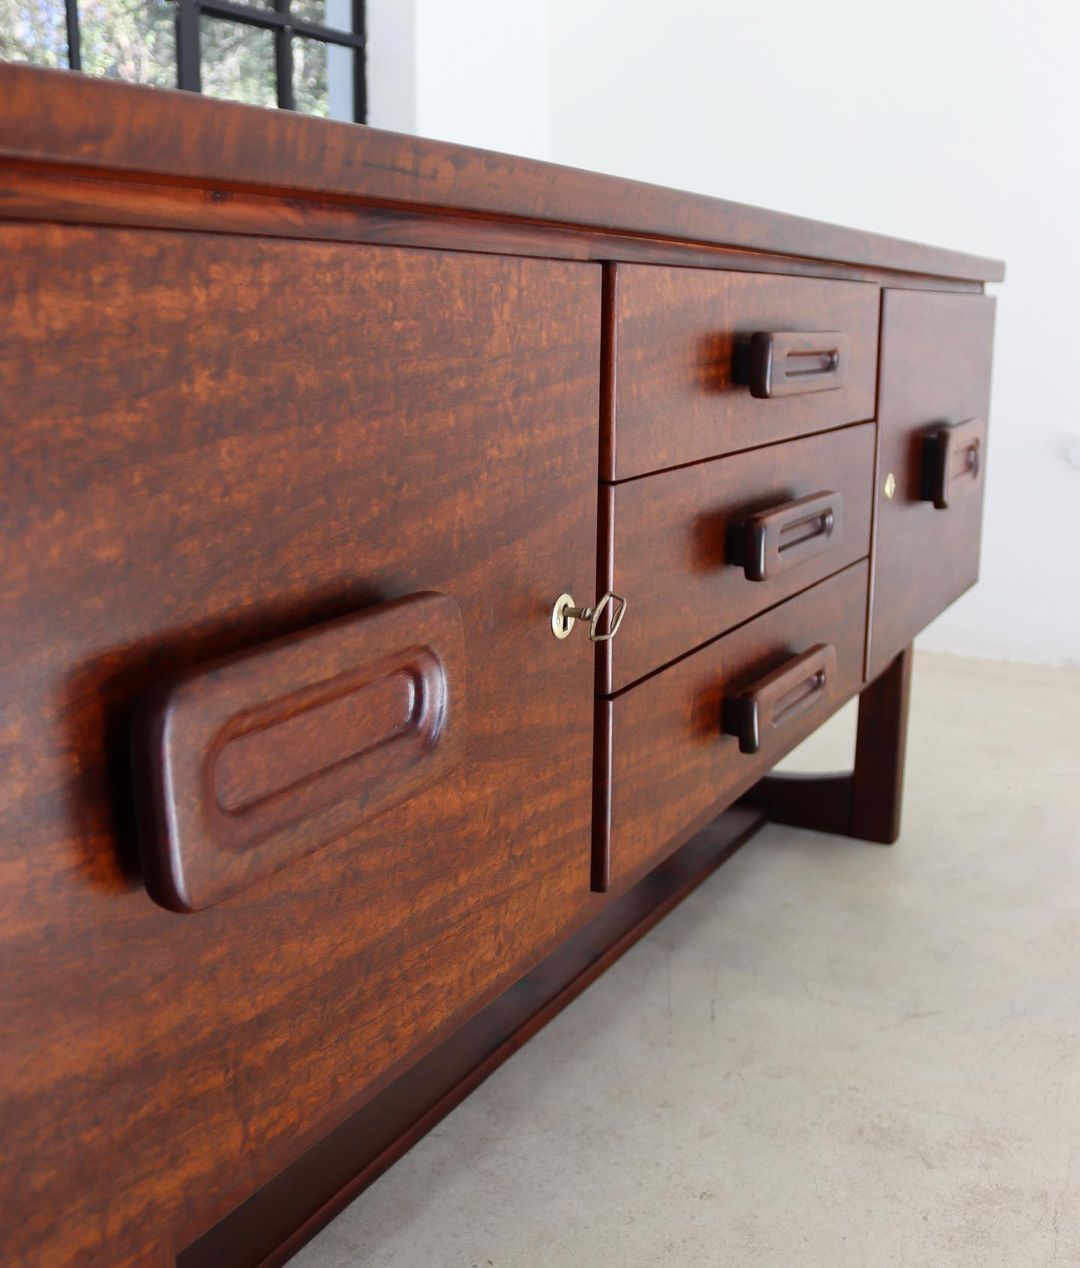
296 652 1080 1268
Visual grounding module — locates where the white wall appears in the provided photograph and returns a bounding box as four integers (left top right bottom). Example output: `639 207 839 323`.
367 0 550 157
369 1 1080 666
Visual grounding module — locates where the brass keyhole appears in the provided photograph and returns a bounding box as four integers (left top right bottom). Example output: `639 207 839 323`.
551 591 627 642
551 592 577 640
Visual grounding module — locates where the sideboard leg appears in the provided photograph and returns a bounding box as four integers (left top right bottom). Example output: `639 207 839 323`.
745 644 913 844
848 643 913 843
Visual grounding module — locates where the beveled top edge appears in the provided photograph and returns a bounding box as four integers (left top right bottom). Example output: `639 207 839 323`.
0 64 1005 283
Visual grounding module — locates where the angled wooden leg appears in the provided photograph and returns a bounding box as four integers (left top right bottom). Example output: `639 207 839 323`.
745 644 913 844
848 642 912 842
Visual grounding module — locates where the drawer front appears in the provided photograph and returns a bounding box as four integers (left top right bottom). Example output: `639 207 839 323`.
868 290 996 678
596 561 868 891
602 423 875 692
0 226 601 1265
606 265 879 479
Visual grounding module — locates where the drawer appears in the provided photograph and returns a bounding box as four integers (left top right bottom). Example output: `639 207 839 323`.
868 289 995 678
595 561 869 891
604 265 879 479
600 423 875 692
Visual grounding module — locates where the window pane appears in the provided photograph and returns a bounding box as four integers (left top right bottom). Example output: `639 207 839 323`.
290 0 353 32
200 16 275 108
78 0 176 87
0 0 70 69
293 35 353 120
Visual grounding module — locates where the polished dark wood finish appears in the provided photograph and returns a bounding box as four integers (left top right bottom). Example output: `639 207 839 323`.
0 159 989 303
601 423 874 692
734 330 849 399
746 643 913 843
607 266 879 477
921 416 986 510
849 644 914 843
868 291 996 678
596 562 868 892
134 592 466 912
178 806 767 1268
723 643 838 755
730 488 844 582
0 64 1004 283
0 64 999 1268
0 227 601 1266
0 163 991 293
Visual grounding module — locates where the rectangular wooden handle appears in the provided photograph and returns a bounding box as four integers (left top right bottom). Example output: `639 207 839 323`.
921 417 985 510
734 331 850 398
133 591 465 912
729 490 844 582
722 643 837 755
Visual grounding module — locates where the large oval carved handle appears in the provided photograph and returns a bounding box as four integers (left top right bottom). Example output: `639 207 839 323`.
722 643 836 755
133 591 465 912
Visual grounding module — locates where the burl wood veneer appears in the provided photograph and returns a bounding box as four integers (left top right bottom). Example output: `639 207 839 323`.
0 63 1001 1268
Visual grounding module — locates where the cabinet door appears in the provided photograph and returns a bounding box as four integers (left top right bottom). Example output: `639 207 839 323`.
0 226 600 1266
868 290 996 678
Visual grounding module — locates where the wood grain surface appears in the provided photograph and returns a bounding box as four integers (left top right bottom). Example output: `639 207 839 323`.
134 592 466 912
597 562 869 891
606 266 880 478
0 226 601 1265
601 423 874 692
0 67 1003 1265
746 642 913 844
868 290 996 678
0 63 1005 283
0 163 987 296
179 806 768 1267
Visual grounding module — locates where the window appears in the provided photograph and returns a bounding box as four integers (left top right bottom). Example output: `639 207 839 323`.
0 0 366 122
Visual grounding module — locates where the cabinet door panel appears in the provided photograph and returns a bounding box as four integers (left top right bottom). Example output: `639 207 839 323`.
0 226 599 1266
869 290 996 678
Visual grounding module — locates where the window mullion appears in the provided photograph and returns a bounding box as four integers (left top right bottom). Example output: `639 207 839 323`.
64 0 81 71
274 0 294 110
176 0 201 92
352 0 365 122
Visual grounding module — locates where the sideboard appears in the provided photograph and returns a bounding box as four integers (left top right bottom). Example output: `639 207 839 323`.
0 64 1001 1267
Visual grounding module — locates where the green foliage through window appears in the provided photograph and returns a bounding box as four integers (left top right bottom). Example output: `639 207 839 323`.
0 0 365 120
0 0 69 68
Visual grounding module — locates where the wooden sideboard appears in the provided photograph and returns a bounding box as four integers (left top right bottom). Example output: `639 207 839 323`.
0 64 1001 1268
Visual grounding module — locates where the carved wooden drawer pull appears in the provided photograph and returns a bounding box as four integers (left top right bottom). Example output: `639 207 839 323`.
729 490 844 582
921 417 985 510
734 331 850 398
722 643 837 755
133 591 465 912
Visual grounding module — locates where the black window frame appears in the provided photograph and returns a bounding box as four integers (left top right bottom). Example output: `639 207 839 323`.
62 0 367 122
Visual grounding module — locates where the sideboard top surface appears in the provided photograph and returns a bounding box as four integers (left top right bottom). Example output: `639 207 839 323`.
0 64 1004 284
